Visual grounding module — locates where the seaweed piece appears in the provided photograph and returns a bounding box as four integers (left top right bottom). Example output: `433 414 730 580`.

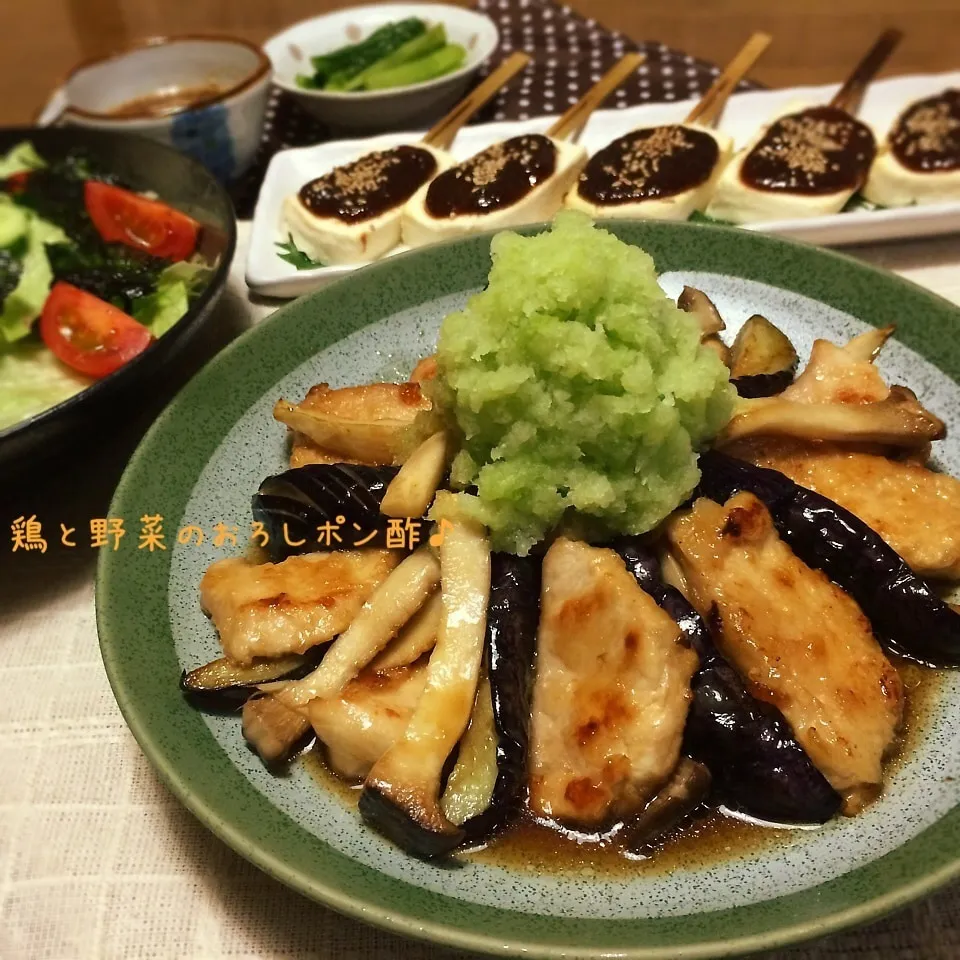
0 245 22 303
15 158 171 311
47 241 168 309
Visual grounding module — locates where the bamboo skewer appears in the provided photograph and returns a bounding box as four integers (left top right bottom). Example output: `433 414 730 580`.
685 32 772 127
546 53 646 141
422 52 531 150
830 28 903 115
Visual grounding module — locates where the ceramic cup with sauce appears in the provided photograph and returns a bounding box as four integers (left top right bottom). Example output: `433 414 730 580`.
56 36 272 183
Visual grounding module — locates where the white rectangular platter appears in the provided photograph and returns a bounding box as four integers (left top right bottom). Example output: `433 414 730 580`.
247 70 960 298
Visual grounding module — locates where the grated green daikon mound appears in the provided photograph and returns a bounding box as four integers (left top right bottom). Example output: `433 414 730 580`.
431 211 736 555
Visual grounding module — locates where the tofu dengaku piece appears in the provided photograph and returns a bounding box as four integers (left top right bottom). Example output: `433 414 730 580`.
402 134 587 247
864 89 960 207
706 105 877 224
283 143 452 265
567 123 733 221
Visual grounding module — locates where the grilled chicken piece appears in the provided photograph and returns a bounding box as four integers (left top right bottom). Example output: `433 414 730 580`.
724 325 960 577
200 550 398 664
289 382 431 468
667 493 904 814
733 439 960 580
529 538 698 827
309 663 427 779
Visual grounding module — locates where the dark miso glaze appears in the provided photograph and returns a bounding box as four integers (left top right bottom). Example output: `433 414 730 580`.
740 106 876 194
298 145 437 223
577 125 720 205
890 89 960 173
425 134 557 218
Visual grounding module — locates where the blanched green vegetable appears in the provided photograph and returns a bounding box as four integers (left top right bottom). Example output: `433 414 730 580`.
364 43 466 90
299 18 427 90
343 24 447 91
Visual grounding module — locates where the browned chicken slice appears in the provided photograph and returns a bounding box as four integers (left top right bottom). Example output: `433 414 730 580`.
667 492 904 813
733 439 960 580
309 663 427 779
529 538 697 827
200 550 398 664
289 382 432 467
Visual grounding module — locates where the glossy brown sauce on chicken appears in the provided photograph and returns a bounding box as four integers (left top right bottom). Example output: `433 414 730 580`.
577 125 720 205
299 146 438 223
305 665 940 875
740 106 876 194
890 89 960 173
425 134 557 218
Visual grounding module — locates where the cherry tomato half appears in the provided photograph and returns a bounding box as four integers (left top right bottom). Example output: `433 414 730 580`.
40 282 154 379
6 171 30 194
84 180 200 261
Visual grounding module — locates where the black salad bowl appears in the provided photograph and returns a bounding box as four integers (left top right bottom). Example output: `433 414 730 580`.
0 126 237 478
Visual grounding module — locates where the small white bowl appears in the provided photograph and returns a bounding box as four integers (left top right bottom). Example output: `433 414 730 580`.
57 35 272 182
264 3 499 133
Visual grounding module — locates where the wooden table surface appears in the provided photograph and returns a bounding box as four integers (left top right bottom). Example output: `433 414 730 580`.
2 0 959 126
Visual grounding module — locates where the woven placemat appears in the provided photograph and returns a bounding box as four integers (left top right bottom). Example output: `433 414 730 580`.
228 0 761 217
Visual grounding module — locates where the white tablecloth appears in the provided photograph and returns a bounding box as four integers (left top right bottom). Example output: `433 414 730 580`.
3 225 960 960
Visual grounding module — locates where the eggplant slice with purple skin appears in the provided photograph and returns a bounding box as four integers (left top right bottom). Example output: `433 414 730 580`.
610 537 842 824
729 315 798 399
180 649 326 711
453 553 541 845
698 451 960 668
359 515 492 860
361 550 539 858
252 463 401 561
623 757 713 852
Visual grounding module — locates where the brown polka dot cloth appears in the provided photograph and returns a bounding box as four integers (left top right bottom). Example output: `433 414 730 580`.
229 0 762 216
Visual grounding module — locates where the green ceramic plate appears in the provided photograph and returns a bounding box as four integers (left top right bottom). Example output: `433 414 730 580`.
96 221 960 959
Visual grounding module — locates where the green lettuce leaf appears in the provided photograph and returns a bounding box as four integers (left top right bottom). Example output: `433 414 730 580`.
0 339 90 432
131 258 211 337
0 214 68 343
0 141 47 179
0 195 29 248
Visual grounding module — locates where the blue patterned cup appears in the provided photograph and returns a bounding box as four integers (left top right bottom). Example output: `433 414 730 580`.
58 35 272 183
